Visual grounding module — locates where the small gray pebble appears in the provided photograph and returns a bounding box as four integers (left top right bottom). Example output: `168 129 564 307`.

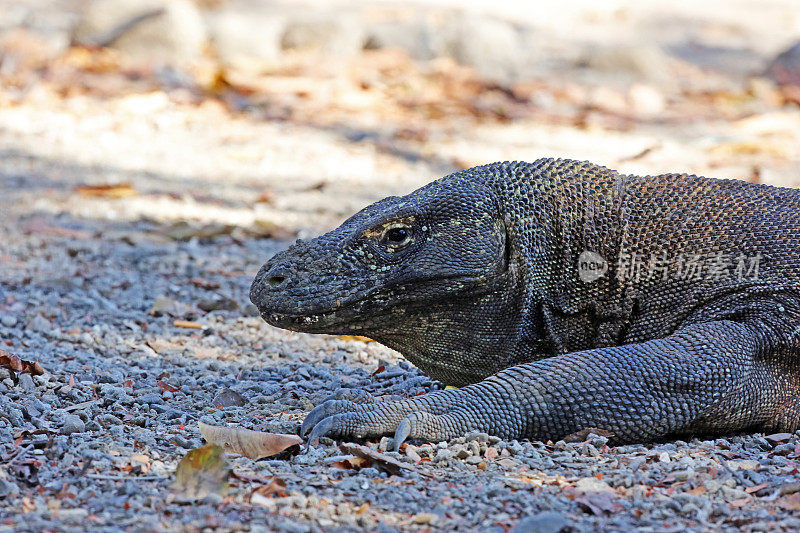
137 393 164 405
211 388 247 407
18 374 36 393
466 431 489 443
435 448 452 463
512 511 569 533
61 414 85 434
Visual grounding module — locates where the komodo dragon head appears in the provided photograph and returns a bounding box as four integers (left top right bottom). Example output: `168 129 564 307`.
250 167 541 386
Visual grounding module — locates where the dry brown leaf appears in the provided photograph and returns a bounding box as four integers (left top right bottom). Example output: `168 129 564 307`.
0 349 44 375
247 220 296 240
190 278 221 290
170 443 230 500
780 493 800 510
157 379 180 393
252 477 286 498
146 339 184 354
336 335 374 343
129 454 151 474
745 482 768 494
173 320 204 329
75 183 138 198
729 497 752 508
199 421 301 459
60 375 75 395
332 456 373 470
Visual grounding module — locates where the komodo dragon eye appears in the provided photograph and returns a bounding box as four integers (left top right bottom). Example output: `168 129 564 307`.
381 225 413 250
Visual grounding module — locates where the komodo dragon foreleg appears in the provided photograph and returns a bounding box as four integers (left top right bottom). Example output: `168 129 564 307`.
302 320 793 448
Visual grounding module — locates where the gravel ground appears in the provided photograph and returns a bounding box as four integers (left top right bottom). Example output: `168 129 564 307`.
3 1 800 531
2 107 800 533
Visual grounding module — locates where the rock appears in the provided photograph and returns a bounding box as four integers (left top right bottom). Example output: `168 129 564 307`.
768 40 800 86
204 9 284 70
468 440 481 456
405 447 421 463
148 295 198 318
364 17 434 59
455 446 471 459
61 414 85 435
583 43 673 83
211 388 246 408
18 373 36 393
465 431 489 443
27 314 52 332
411 512 438 525
378 436 394 452
575 477 614 493
366 13 535 83
512 511 569 533
0 314 17 327
587 433 609 448
434 448 452 463
672 469 694 481
138 392 164 405
197 296 239 312
0 476 19 498
72 0 207 64
721 486 751 501
588 86 628 113
628 84 666 117
281 12 365 56
440 14 527 83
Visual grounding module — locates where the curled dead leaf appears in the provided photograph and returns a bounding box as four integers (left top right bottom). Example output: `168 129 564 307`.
780 493 800 510
0 349 45 375
199 421 301 459
75 183 138 198
157 379 180 393
173 320 204 329
252 477 286 498
332 456 373 470
336 335 374 343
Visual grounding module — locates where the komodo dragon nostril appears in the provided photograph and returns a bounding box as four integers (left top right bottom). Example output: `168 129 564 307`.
262 264 291 289
268 274 286 287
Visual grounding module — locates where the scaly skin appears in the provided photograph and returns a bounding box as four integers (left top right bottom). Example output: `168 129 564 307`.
249 159 800 447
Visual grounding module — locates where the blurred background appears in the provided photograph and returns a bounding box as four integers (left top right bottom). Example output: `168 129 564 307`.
2 0 800 240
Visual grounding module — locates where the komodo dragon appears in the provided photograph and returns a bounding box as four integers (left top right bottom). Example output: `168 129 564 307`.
249 158 800 447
